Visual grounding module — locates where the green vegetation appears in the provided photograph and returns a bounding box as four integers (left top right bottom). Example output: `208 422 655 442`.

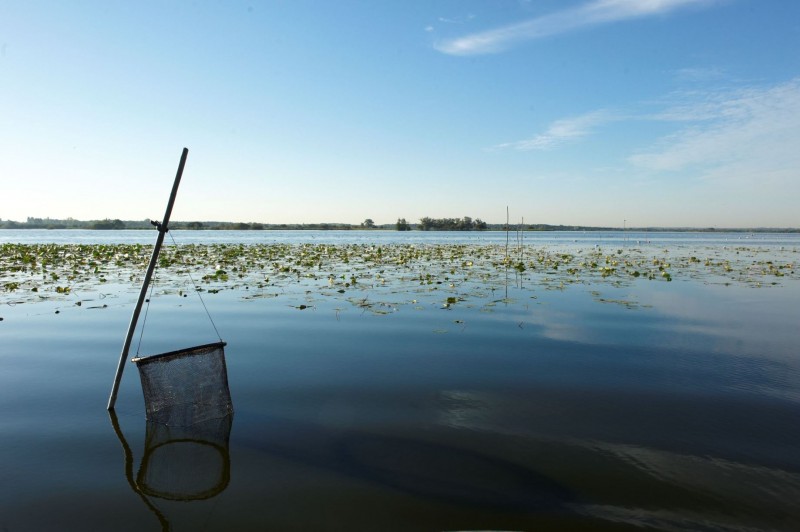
1 242 796 315
418 217 488 231
90 219 126 230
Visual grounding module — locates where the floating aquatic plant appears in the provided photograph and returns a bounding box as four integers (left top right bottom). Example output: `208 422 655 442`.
1 242 797 316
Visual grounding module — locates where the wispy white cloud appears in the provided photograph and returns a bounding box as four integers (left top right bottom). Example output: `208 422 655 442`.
494 109 616 151
630 78 800 186
673 66 729 83
438 14 476 24
435 0 714 55
644 91 729 122
494 77 800 196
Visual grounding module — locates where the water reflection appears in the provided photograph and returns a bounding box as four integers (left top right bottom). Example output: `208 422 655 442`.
431 388 800 530
333 432 572 511
232 403 800 530
109 411 233 530
571 439 800 531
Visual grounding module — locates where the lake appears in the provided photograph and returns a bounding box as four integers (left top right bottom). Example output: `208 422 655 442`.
1 229 799 531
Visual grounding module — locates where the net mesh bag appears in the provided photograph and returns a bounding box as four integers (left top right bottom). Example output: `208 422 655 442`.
137 414 232 501
132 342 233 427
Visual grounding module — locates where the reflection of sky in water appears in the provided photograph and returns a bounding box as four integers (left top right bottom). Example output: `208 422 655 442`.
435 388 800 530
507 280 800 402
640 282 800 360
573 438 800 531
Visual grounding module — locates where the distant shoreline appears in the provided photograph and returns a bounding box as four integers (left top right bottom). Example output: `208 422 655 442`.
1 219 798 233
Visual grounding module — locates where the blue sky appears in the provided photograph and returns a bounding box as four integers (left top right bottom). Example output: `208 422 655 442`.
2 0 799 227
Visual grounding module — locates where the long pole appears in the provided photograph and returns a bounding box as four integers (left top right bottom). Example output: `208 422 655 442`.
107 148 189 411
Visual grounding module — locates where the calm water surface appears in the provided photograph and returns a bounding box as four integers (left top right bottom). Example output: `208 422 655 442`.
1 230 799 530
3 228 799 247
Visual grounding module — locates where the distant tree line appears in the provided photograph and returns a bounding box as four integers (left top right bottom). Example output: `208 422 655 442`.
418 216 488 231
2 217 797 232
0 217 134 230
0 218 356 231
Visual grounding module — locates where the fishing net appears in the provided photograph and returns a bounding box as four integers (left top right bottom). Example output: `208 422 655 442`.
132 342 233 427
137 414 233 501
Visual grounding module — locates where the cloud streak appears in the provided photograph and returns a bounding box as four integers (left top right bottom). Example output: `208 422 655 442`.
494 77 800 196
435 0 713 55
494 110 616 151
629 78 800 186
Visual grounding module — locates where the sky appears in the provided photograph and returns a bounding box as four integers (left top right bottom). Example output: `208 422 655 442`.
1 0 799 228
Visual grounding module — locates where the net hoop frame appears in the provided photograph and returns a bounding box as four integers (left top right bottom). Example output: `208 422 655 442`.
131 341 228 366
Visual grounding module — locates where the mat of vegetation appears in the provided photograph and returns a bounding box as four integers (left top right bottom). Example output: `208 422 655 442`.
2 243 797 314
